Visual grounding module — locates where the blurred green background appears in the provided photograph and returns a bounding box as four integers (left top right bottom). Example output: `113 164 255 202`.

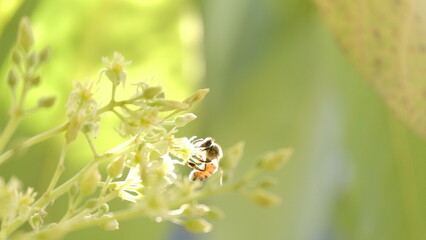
1 0 426 240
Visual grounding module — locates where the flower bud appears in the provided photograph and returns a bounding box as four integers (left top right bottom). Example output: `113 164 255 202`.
174 113 197 127
66 112 84 142
26 51 39 68
99 216 119 231
142 86 162 99
183 88 209 107
102 52 130 87
79 165 101 196
17 17 34 52
206 206 225 220
152 99 188 111
182 204 210 217
98 203 109 215
30 75 41 86
38 96 56 108
249 189 281 207
29 213 43 230
39 47 51 63
12 49 21 65
84 198 98 209
258 148 293 171
107 156 126 178
81 122 95 134
156 91 165 99
221 141 244 170
7 68 19 89
256 176 278 189
183 218 212 233
69 183 79 197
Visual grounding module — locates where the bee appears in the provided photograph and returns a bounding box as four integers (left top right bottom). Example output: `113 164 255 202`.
188 137 223 181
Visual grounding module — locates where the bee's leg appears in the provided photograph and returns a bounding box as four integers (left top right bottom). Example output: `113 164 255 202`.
193 154 207 163
188 162 206 171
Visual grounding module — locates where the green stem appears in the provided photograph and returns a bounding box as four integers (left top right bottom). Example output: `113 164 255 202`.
45 142 69 194
0 122 68 166
111 84 117 102
35 161 96 208
60 194 84 223
0 216 9 240
96 93 145 115
100 176 112 199
121 94 145 105
0 114 21 153
0 73 32 153
97 102 113 115
84 133 100 157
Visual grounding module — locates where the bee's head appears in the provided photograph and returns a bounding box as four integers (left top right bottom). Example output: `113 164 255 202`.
200 138 214 149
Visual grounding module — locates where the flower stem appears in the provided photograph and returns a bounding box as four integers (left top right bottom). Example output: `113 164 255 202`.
0 114 21 153
45 142 69 194
84 133 100 157
0 122 68 166
0 76 32 153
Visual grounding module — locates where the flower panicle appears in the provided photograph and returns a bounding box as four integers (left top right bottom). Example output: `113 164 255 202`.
0 35 293 238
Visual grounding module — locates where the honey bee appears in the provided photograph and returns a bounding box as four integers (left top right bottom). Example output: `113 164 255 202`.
188 137 223 181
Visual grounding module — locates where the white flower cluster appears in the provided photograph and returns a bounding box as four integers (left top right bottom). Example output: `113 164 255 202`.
60 52 224 232
0 178 37 226
0 18 292 238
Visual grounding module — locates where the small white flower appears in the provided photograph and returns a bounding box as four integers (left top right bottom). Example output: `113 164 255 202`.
0 177 37 221
161 155 177 183
170 136 204 163
119 107 166 137
114 167 143 203
102 52 131 86
65 80 97 117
